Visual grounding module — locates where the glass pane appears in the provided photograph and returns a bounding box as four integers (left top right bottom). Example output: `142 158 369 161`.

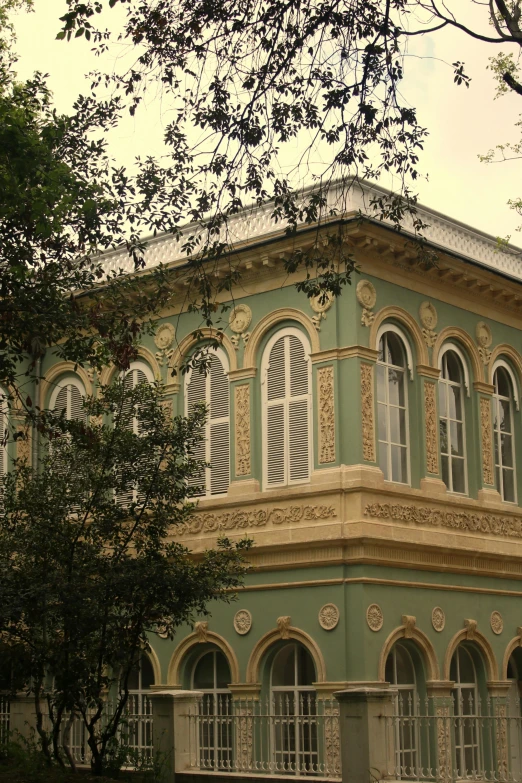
272 645 295 687
496 367 511 398
441 454 449 487
376 364 386 403
395 645 414 685
194 652 215 689
449 384 462 421
386 333 405 368
450 421 464 457
297 647 315 685
503 468 515 502
385 654 394 683
388 369 404 407
501 433 513 467
141 655 154 689
391 445 407 483
378 403 388 442
501 399 511 432
458 648 476 685
215 652 231 689
445 351 462 383
379 442 389 480
450 653 458 683
451 457 465 493
128 663 139 691
378 335 386 364
439 419 448 455
389 407 407 446
438 382 447 416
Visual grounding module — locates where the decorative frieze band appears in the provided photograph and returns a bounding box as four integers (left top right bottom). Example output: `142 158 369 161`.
234 384 251 476
318 366 335 464
361 363 375 462
365 502 522 541
480 396 494 486
176 504 337 537
424 381 438 475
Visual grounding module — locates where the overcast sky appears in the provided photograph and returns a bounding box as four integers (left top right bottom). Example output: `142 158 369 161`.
10 2 522 246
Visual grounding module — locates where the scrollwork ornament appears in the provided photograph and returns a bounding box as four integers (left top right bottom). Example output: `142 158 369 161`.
432 606 445 632
476 321 493 365
361 363 375 462
366 603 383 632
229 305 252 348
356 280 376 327
318 366 335 463
154 323 176 367
234 609 252 635
318 603 340 630
310 291 334 330
491 611 503 635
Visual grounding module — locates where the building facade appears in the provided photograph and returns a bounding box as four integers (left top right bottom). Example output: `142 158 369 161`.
10 181 522 779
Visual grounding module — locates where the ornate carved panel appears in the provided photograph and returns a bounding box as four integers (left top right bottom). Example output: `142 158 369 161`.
424 381 438 475
361 363 375 462
176 503 337 537
318 366 335 464
480 396 494 486
235 384 251 476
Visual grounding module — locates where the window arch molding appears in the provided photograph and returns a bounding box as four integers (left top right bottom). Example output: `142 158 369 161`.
442 628 498 682
167 630 240 686
246 624 326 684
98 346 161 387
184 345 230 386
488 343 522 389
170 328 238 385
432 327 483 384
438 342 471 396
491 359 519 410
243 308 319 371
40 361 93 409
376 323 414 380
502 633 522 680
120 360 155 385
369 306 428 367
378 623 439 682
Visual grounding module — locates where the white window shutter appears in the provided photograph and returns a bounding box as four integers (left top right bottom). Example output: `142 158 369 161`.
266 403 285 485
116 367 149 507
69 384 86 424
54 386 68 417
288 335 310 482
186 366 208 494
209 354 229 495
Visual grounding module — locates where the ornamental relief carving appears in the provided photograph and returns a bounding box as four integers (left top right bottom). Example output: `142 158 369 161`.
318 366 335 464
364 501 522 541
235 384 251 476
480 397 494 486
476 321 493 366
366 604 383 631
175 504 337 537
361 363 375 462
356 280 377 327
432 607 445 632
229 305 252 348
318 603 340 630
424 381 438 475
234 609 252 635
309 291 334 331
491 611 503 635
419 301 438 348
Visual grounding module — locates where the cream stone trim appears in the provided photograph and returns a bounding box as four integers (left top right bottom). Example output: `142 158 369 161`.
39 361 93 409
432 327 484 384
246 625 326 683
169 328 238 376
417 365 441 379
480 397 495 486
501 633 522 679
488 344 522 390
145 645 162 686
368 306 429 366
98 346 162 386
424 381 439 475
310 346 380 363
361 363 375 462
443 627 498 681
243 308 320 369
474 381 495 395
378 623 440 682
228 367 257 381
317 366 335 464
167 630 240 686
235 384 251 476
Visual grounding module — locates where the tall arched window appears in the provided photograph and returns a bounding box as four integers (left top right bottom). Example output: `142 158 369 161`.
270 643 317 773
493 364 517 503
385 643 418 777
262 329 312 488
450 646 480 777
50 378 87 424
185 349 230 497
439 348 467 494
125 652 154 757
377 329 410 484
192 650 232 770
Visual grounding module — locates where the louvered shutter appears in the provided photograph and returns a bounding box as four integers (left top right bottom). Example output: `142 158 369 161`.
288 336 310 482
115 368 150 507
266 337 286 486
54 386 68 417
186 365 207 495
209 354 229 495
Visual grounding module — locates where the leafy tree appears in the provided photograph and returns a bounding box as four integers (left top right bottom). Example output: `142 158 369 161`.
0 377 250 774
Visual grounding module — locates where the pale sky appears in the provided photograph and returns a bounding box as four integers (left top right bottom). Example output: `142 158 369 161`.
10 1 522 246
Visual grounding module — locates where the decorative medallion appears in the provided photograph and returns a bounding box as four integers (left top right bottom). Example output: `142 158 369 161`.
234 609 252 635
318 603 340 630
464 618 477 640
366 604 383 632
476 321 493 365
419 301 438 348
229 305 252 348
356 280 377 327
194 621 209 643
490 611 504 635
154 322 176 350
432 606 445 632
310 291 334 330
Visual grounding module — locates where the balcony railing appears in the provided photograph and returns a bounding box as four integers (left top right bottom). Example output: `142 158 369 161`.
185 694 341 778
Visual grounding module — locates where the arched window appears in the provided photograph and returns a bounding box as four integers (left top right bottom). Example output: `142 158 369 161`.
377 329 410 484
50 378 87 424
115 362 154 506
125 652 154 757
385 643 418 778
450 646 480 777
192 650 232 770
185 349 230 497
493 365 517 503
439 348 467 494
270 643 317 773
262 329 312 488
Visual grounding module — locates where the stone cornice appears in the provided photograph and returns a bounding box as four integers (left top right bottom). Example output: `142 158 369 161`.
474 381 495 395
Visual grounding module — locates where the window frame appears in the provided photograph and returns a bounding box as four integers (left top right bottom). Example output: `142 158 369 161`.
191 649 233 771
451 645 482 779
376 325 412 486
184 346 230 499
438 344 469 496
261 327 313 491
49 376 87 421
492 360 518 504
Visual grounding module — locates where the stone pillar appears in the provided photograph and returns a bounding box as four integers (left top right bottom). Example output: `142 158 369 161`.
488 681 512 780
334 687 396 783
228 684 260 773
148 689 203 783
427 681 455 782
8 695 38 742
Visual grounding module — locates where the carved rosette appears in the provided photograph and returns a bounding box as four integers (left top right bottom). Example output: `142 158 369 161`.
366 604 383 632
361 363 375 462
424 381 438 475
154 322 175 367
318 366 335 464
234 609 252 635
432 607 445 632
318 604 340 630
490 611 503 635
480 397 494 486
235 384 251 476
419 301 438 348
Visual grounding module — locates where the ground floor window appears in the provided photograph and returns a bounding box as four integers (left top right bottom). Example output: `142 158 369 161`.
192 649 233 770
451 645 481 778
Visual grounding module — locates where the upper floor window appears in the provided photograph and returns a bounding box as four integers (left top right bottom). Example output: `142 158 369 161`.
185 348 230 497
262 328 312 488
50 378 87 424
493 364 517 503
377 329 410 484
439 347 467 494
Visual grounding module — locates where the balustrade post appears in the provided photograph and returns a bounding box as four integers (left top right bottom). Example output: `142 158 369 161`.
427 681 455 782
149 689 203 783
334 687 397 783
228 685 260 773
488 681 512 781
